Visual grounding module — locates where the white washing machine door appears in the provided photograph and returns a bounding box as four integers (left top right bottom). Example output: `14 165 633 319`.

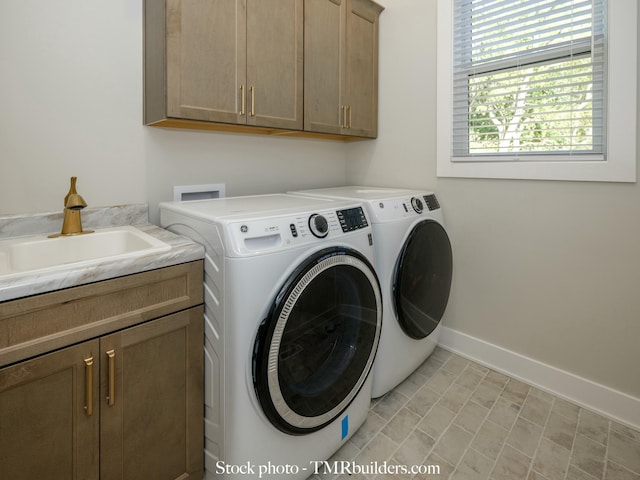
252 247 382 435
393 219 453 339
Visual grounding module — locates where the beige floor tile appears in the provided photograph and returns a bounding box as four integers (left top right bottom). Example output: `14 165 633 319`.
406 385 442 417
484 370 510 389
608 429 640 474
578 409 610 445
471 419 510 460
438 383 473 415
611 421 640 443
570 433 606 478
454 400 490 434
432 424 473 466
373 391 409 421
520 394 552 427
491 444 531 480
471 381 503 410
507 416 543 457
418 403 457 440
354 433 398 466
606 460 640 480
566 464 600 480
392 429 436 466
551 398 581 422
351 412 387 449
452 448 494 480
395 371 429 399
414 453 455 479
455 368 485 391
314 353 640 480
488 396 521 431
383 408 422 444
543 411 578 450
441 354 470 376
531 438 570 479
425 369 459 395
501 378 531 406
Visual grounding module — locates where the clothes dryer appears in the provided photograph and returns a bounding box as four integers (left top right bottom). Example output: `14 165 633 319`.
290 187 452 398
160 194 382 479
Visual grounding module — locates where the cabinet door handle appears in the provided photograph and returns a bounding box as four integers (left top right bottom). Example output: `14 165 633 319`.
347 105 352 129
84 356 94 416
106 349 116 407
239 85 246 115
250 86 255 117
341 105 346 128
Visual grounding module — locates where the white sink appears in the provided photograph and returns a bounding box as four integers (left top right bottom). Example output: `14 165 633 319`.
0 226 171 277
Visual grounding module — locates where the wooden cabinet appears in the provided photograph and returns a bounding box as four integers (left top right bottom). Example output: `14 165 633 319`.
144 0 382 140
0 340 100 480
304 0 383 138
146 0 303 130
0 262 204 480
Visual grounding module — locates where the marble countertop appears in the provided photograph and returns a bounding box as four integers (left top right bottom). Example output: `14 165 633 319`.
0 204 205 303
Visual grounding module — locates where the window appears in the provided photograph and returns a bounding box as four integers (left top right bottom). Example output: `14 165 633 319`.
437 0 637 182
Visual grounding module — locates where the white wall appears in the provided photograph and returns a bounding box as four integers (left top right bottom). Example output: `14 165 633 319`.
0 0 347 222
348 0 640 400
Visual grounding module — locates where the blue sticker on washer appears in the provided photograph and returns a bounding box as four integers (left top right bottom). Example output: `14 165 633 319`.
341 415 349 440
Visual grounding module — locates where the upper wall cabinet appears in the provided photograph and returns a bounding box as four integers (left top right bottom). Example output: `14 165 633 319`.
144 0 382 140
304 0 383 138
145 0 303 130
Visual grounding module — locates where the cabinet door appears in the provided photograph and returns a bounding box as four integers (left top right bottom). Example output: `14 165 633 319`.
0 340 100 480
304 0 345 135
166 0 247 124
343 0 382 138
246 0 303 129
100 307 204 480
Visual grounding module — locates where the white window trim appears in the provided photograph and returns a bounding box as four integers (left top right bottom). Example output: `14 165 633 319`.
436 0 637 183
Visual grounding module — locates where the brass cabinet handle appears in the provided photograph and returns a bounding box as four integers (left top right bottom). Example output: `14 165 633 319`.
347 105 352 129
84 356 94 416
106 349 115 407
250 86 255 117
239 85 245 115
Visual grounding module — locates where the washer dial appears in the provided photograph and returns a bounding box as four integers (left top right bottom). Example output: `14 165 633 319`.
411 197 424 214
308 214 329 238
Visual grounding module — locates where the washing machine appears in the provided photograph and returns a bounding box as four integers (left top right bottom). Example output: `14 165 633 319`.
290 186 453 398
160 194 382 479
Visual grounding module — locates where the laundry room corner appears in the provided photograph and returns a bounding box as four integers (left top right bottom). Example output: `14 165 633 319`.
346 0 640 428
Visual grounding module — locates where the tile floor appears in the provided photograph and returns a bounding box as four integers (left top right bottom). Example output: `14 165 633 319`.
308 348 640 480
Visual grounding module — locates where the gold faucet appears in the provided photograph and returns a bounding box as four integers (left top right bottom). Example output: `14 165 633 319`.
49 177 94 237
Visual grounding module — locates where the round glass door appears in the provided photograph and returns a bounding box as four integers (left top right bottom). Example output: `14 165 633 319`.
253 247 382 435
394 220 453 340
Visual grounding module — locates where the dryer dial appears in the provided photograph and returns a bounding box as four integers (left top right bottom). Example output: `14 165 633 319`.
411 197 424 214
308 214 329 238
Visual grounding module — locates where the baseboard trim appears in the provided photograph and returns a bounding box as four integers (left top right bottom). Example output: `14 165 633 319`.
438 327 640 431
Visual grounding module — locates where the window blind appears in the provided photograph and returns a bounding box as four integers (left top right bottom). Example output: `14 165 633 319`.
452 0 607 160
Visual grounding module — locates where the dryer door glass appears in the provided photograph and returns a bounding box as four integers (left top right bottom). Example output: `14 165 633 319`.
253 248 382 435
394 219 453 339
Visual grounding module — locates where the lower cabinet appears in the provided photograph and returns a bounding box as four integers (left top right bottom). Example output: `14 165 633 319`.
0 306 204 480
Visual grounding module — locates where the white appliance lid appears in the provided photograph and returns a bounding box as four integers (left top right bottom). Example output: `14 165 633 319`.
292 186 432 201
160 193 355 221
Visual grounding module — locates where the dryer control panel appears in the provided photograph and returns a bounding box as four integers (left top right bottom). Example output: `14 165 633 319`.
368 194 443 224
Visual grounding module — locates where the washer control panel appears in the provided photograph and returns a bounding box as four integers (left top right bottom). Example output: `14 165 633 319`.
308 213 329 238
336 206 368 232
227 205 370 254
